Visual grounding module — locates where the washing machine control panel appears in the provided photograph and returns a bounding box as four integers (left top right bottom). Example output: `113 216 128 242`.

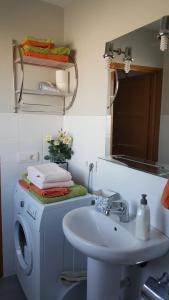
26 205 37 220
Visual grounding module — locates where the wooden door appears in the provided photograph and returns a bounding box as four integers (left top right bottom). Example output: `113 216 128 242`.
112 70 162 162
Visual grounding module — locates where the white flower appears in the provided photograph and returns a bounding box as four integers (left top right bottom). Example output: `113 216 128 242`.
45 135 52 142
63 135 72 145
54 140 60 146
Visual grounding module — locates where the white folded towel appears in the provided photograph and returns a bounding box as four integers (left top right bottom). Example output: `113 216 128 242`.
59 271 87 282
28 174 74 189
27 163 72 183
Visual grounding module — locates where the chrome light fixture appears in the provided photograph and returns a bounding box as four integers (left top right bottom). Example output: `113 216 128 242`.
103 41 115 69
158 15 169 51
103 41 115 59
103 42 133 73
123 47 133 73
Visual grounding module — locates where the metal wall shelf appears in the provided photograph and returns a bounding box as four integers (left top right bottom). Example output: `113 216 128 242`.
15 56 74 70
15 89 73 97
12 40 78 114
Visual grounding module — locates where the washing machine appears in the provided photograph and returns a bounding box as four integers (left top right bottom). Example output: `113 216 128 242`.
14 183 93 300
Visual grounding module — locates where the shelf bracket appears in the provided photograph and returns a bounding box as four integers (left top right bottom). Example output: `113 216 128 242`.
65 55 78 112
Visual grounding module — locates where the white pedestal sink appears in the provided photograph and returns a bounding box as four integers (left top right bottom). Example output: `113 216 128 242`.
63 206 169 300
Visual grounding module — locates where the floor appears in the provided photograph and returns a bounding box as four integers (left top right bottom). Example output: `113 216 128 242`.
0 275 26 300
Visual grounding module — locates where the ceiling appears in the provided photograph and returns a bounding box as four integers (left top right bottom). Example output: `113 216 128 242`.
41 0 73 8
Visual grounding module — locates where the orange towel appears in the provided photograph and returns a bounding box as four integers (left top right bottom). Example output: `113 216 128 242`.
31 184 71 198
21 40 55 48
19 179 71 198
22 50 69 62
161 180 169 209
19 179 30 190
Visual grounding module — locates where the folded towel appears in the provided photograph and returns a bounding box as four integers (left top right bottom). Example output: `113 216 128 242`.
161 180 169 209
27 163 72 183
59 271 87 282
19 176 88 204
31 185 70 198
19 179 29 190
32 184 87 204
19 179 71 197
22 45 71 56
21 36 55 48
22 50 69 62
28 175 74 189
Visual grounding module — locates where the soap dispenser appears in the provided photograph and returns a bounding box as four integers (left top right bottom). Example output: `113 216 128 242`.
135 194 150 241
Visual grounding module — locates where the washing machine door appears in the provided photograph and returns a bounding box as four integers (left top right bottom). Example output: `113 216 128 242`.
14 215 33 275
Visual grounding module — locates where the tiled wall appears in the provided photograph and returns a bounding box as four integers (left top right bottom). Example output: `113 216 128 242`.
63 115 107 187
0 113 63 276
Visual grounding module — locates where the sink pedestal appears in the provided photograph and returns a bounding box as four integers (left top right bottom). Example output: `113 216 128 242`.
87 258 122 300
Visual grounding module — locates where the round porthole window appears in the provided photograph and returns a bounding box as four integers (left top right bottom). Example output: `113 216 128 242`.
14 215 33 275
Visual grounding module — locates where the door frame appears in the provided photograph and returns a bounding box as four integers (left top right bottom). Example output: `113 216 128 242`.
110 63 163 162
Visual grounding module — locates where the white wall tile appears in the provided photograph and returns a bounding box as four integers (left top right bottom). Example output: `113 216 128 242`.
95 159 167 231
0 139 18 163
42 115 63 161
63 115 106 186
1 160 19 275
0 114 17 139
18 114 44 139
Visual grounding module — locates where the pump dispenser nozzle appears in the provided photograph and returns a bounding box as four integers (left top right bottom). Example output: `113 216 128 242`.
141 194 147 205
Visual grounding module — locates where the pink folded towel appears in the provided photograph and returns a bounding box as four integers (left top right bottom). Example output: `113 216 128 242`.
27 163 72 183
28 174 74 189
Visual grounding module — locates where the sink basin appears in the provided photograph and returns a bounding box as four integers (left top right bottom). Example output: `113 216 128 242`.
63 206 169 300
63 206 169 265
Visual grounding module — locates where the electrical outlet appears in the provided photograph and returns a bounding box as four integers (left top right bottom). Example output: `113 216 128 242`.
19 152 39 163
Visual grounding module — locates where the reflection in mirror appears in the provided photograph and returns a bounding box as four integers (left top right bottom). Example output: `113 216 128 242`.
105 17 169 176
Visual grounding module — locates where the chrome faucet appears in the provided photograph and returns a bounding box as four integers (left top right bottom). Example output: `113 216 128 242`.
104 199 129 223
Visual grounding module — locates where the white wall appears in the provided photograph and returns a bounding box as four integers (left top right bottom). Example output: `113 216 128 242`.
0 0 65 276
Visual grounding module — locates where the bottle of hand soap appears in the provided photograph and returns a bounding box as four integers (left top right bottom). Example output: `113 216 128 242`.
135 194 150 241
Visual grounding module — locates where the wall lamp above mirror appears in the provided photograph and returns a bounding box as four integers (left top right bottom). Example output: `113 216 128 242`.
103 41 133 73
158 15 169 51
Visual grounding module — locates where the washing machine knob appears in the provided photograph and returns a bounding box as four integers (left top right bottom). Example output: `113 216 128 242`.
20 200 24 208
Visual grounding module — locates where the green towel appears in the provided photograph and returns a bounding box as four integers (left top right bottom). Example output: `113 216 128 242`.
21 174 87 204
22 35 55 44
22 44 71 56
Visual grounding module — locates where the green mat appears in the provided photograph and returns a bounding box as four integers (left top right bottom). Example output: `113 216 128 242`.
21 174 87 204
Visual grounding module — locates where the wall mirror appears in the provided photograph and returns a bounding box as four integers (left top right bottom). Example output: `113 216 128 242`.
103 17 169 177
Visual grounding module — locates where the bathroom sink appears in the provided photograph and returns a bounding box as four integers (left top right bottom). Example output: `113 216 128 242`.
63 206 169 265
